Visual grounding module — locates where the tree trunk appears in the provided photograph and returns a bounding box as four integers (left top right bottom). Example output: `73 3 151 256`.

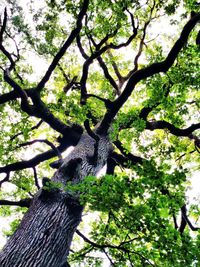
0 133 112 267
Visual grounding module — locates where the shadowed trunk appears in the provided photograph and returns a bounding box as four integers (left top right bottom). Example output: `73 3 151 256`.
0 133 112 267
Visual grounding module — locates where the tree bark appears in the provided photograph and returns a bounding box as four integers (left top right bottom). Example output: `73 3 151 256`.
0 133 112 267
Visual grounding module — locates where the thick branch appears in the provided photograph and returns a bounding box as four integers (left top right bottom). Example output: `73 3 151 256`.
0 90 18 104
0 198 31 208
76 34 89 59
27 89 83 140
0 88 82 140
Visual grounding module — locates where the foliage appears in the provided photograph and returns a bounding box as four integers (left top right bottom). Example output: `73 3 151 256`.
0 0 200 266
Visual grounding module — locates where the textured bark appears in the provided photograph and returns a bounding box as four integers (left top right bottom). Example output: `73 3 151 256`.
0 133 112 267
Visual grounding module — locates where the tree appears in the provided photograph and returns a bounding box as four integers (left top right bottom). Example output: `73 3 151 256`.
0 0 199 266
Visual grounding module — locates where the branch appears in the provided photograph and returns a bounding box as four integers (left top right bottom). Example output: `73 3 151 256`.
97 13 200 134
0 172 10 188
76 230 155 266
110 151 145 170
17 139 62 160
139 81 172 120
176 150 196 162
0 88 82 141
146 121 200 136
0 8 7 44
113 140 145 165
36 0 89 91
0 142 69 174
107 9 138 50
86 93 112 108
0 90 19 104
172 214 179 230
76 34 89 59
97 56 120 95
125 0 157 80
0 10 22 78
79 13 138 104
179 205 200 234
125 19 150 80
27 89 83 140
33 167 40 190
106 48 124 89
4 70 33 113
0 198 31 208
106 157 116 175
10 120 43 141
